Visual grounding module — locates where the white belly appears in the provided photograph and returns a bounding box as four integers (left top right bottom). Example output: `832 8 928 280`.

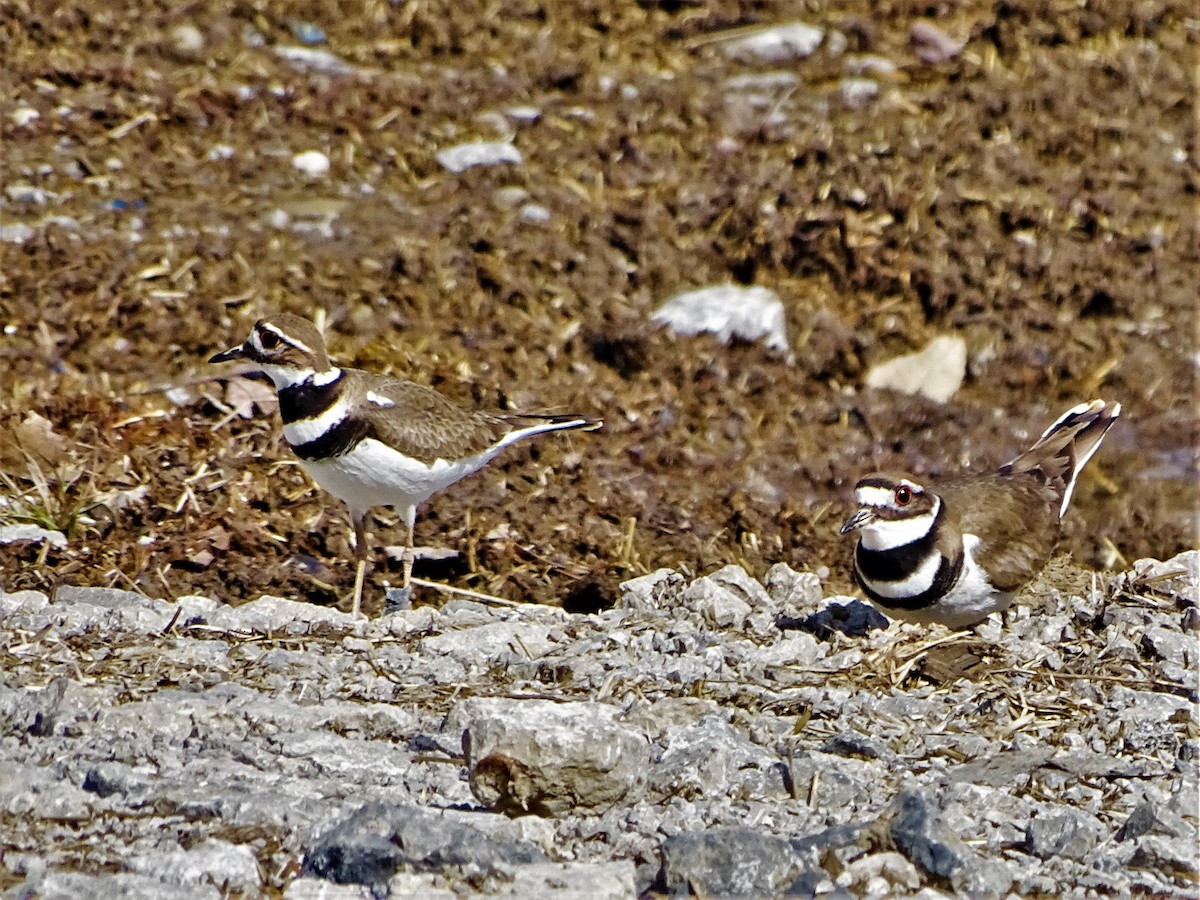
299 438 497 519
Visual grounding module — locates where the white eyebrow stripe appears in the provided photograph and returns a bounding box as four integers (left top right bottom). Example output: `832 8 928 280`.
260 323 314 355
855 485 895 507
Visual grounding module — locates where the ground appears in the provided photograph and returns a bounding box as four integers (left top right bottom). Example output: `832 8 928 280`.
0 0 1195 614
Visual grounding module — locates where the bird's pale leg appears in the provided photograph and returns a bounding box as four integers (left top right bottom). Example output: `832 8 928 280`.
402 506 416 590
351 511 369 618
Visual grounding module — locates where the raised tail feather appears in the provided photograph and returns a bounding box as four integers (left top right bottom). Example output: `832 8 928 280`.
1001 399 1120 518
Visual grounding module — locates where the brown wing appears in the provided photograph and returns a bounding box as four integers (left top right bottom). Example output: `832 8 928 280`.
938 475 1060 593
345 370 508 464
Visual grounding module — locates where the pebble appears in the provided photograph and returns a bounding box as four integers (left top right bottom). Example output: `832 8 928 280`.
864 334 967 403
721 23 825 64
435 141 523 173
651 284 788 352
292 150 331 177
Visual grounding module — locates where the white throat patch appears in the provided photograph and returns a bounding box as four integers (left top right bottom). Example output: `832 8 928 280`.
858 495 941 551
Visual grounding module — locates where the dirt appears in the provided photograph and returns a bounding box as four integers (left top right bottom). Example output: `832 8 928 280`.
0 0 1195 614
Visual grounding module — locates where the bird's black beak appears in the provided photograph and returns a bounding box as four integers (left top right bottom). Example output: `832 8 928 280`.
840 508 875 535
209 343 247 364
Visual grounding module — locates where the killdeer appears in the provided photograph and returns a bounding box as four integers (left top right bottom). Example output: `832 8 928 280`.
840 400 1120 629
210 313 600 617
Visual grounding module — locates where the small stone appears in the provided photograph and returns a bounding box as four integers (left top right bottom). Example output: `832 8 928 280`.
721 23 824 64
681 575 754 629
292 150 330 177
518 202 551 223
839 77 879 106
11 106 40 127
1023 808 1105 860
274 46 355 74
652 284 788 352
170 24 205 55
910 20 964 64
619 568 684 611
864 334 967 403
435 141 522 173
764 564 823 610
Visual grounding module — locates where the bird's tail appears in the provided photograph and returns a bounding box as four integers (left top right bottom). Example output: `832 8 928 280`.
1001 399 1120 518
494 413 602 451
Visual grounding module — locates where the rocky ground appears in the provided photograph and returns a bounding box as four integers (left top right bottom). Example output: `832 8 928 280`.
1 552 1197 898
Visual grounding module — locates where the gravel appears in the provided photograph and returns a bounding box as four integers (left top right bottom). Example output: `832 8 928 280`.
1 550 1196 897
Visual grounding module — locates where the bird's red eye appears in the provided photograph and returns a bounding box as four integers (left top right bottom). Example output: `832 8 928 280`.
259 330 281 350
895 486 912 505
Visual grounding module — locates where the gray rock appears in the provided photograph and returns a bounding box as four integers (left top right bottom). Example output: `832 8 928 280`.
0 523 67 548
660 826 803 897
864 334 967 403
651 284 788 352
618 568 684 611
1128 834 1200 877
707 564 776 613
1023 808 1105 860
680 574 754 629
54 586 156 609
455 698 650 816
210 595 358 633
126 839 261 894
763 563 822 611
648 715 788 801
1116 798 1191 842
882 788 1012 898
284 878 373 899
421 621 555 662
490 860 636 899
8 871 216 900
302 801 545 885
1140 626 1195 668
0 762 93 821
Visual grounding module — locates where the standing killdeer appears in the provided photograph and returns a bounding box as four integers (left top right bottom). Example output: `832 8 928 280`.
840 400 1120 629
210 313 600 617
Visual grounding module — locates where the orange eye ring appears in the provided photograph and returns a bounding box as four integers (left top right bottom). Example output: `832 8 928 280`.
895 486 912 506
259 330 281 350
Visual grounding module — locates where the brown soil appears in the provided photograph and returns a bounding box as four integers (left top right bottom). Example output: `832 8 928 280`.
1 0 1195 614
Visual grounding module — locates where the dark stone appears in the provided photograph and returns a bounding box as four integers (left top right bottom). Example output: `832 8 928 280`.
302 801 545 886
660 826 802 898
778 599 888 639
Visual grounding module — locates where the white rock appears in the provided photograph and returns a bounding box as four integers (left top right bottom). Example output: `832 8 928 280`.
274 45 355 75
652 284 788 352
0 223 36 244
722 23 824 63
839 77 879 106
10 107 40 127
292 150 330 177
864 334 967 403
436 141 523 173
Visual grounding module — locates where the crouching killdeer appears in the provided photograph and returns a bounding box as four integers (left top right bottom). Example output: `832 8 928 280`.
840 400 1120 629
210 313 600 617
